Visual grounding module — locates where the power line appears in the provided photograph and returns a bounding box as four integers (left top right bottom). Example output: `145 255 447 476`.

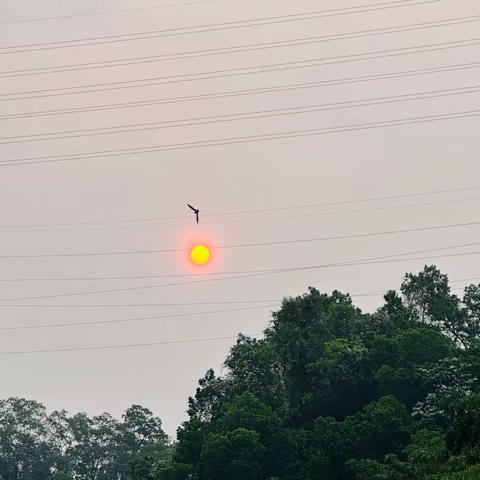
181 188 480 218
2 108 480 168
0 275 476 308
1 196 480 234
0 238 477 284
0 0 226 25
0 304 276 331
3 36 480 102
0 333 262 356
0 0 440 54
0 300 279 308
0 219 479 259
3 61 479 121
2 13 477 78
1 275 477 354
2 273 477 330
0 241 479 304
351 284 473 298
0 270 477 353
0 189 479 234
0 184 479 229
1 274 477 327
3 84 480 145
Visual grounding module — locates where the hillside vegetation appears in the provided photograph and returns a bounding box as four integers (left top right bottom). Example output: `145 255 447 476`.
1 265 480 480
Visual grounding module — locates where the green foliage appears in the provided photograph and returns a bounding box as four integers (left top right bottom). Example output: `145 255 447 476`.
2 266 480 480
199 428 265 480
218 393 281 435
0 399 168 479
304 338 374 419
224 336 288 415
170 266 480 479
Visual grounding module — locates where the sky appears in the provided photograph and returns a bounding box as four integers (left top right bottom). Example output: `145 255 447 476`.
0 0 479 436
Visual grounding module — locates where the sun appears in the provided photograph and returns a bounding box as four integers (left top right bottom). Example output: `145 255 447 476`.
190 244 211 265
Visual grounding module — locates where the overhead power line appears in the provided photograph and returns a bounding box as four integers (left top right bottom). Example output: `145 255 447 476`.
1 276 478 328
3 36 480 102
2 108 480 168
0 275 477 308
2 13 477 78
0 304 276 331
0 241 479 304
351 284 473 298
3 61 480 121
0 0 440 54
3 84 480 145
0 184 479 229
0 188 479 235
0 220 479 259
0 300 278 308
0 238 477 283
1 275 477 354
0 333 262 356
0 0 226 25
0 196 479 234
2 277 476 331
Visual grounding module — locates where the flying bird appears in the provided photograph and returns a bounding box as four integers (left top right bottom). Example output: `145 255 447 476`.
187 204 200 224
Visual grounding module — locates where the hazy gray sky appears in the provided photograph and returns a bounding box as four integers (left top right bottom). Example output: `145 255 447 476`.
0 0 479 436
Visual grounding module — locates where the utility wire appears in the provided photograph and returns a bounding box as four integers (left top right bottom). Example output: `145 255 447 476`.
1 13 477 78
1 275 478 328
2 108 480 168
0 300 279 308
0 304 276 331
3 84 480 145
3 61 480 121
3 36 480 102
0 0 226 25
0 0 440 54
0 238 477 283
1 252 477 353
0 276 476 308
350 284 473 297
0 333 261 356
2 276 477 354
0 185 479 229
0 241 479 304
1 196 480 234
2 277 476 330
0 219 478 259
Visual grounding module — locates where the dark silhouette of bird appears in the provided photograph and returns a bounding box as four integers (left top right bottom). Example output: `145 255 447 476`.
187 204 200 224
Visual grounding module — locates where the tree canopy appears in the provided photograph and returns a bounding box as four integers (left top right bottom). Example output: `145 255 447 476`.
158 266 480 480
1 265 480 480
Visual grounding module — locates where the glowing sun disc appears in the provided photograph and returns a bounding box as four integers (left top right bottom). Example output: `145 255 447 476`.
190 245 211 265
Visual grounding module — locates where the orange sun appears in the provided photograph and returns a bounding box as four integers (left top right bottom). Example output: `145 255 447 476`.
190 244 211 265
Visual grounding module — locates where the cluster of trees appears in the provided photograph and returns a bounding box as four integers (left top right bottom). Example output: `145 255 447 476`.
0 400 169 479
2 265 480 479
148 265 480 480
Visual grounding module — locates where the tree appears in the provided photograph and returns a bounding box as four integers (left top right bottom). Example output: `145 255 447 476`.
129 443 172 480
2 267 479 480
187 369 230 422
445 393 480 458
304 338 374 419
265 288 361 422
224 335 288 415
117 405 167 478
198 428 265 480
0 398 59 479
401 266 465 345
462 284 480 343
170 269 480 479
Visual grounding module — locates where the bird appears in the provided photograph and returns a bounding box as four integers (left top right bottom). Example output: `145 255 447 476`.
187 204 200 224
